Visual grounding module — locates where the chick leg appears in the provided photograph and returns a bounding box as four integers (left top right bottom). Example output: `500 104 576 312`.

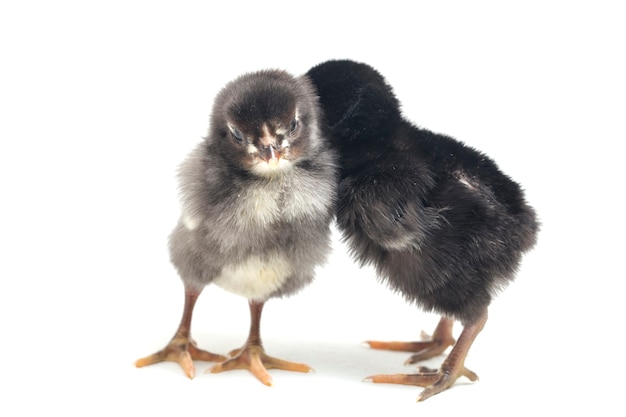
135 287 226 378
209 300 311 386
366 309 488 402
366 316 456 364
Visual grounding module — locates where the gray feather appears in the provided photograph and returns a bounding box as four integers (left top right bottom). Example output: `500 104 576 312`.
168 70 337 300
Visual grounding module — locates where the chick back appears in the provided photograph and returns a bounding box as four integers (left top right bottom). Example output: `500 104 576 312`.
308 60 539 324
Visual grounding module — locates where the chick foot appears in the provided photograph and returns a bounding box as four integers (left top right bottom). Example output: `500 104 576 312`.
135 337 227 378
366 316 455 364
365 310 488 402
365 365 478 402
209 343 311 386
135 287 226 378
208 300 311 385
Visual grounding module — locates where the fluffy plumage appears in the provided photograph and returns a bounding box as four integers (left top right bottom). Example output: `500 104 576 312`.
136 69 337 385
307 59 538 401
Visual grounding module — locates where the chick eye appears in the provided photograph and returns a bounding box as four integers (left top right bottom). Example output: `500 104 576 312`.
228 125 244 142
289 118 298 135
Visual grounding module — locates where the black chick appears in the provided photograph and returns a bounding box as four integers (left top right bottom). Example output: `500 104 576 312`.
306 60 539 401
136 69 337 385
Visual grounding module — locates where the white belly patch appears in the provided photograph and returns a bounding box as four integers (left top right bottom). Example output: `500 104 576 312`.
213 252 293 300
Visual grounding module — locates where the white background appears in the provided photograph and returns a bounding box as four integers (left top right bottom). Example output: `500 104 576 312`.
1 1 624 415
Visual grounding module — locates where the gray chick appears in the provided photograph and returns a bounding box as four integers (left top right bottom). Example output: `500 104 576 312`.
135 69 337 386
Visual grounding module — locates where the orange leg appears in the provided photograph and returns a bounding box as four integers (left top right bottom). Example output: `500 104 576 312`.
366 316 456 364
366 309 488 402
209 301 311 386
135 287 226 378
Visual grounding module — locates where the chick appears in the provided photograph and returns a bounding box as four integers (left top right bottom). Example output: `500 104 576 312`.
306 60 539 401
135 69 337 385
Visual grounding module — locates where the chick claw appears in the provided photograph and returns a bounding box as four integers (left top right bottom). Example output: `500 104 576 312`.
366 337 455 365
365 366 478 402
208 344 312 386
135 338 227 379
366 318 456 365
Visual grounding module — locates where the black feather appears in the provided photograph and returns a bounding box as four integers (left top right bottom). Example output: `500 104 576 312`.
307 60 539 325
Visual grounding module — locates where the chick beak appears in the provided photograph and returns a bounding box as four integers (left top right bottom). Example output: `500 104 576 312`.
268 145 281 167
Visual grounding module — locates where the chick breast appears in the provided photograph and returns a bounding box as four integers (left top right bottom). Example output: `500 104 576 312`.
213 252 293 300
